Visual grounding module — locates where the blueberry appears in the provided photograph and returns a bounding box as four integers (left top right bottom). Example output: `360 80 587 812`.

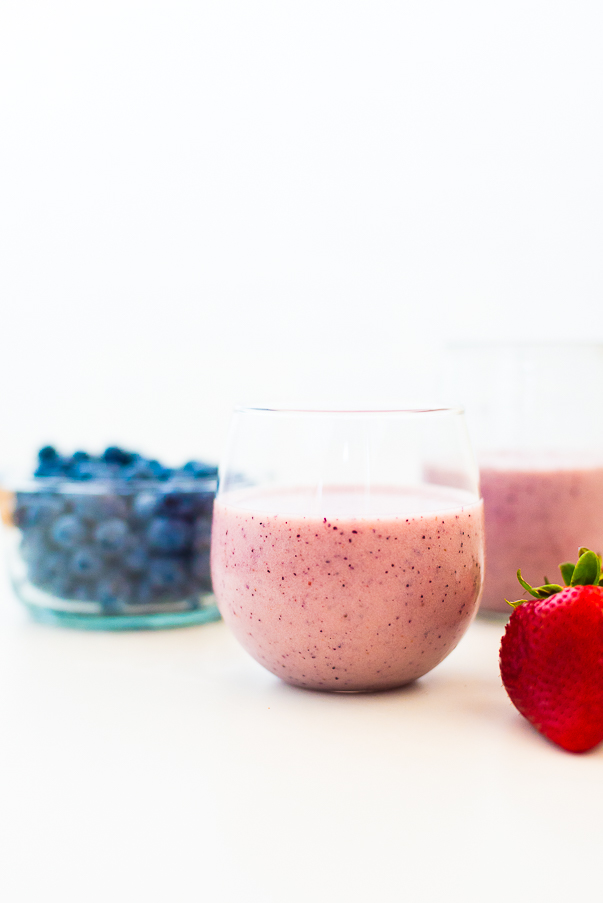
136 579 159 604
37 495 69 521
133 578 158 605
28 552 69 591
146 517 192 553
38 446 59 462
147 460 173 481
192 517 212 550
102 447 137 467
93 518 130 554
137 559 188 603
68 546 103 579
71 451 91 463
66 460 110 481
50 514 87 549
71 493 129 522
182 461 219 479
155 490 210 520
123 546 150 573
191 493 215 518
14 494 66 529
132 491 159 520
120 460 158 481
154 491 192 519
34 449 72 477
148 557 187 592
19 528 48 564
34 463 62 477
191 548 211 582
95 573 133 610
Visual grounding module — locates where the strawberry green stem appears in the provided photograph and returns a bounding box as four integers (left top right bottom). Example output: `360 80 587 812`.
507 548 603 608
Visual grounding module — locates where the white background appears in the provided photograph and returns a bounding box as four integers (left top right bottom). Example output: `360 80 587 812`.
2 1 603 469
2 5 603 902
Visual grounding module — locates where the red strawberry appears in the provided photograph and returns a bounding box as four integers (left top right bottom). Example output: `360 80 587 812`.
499 548 603 753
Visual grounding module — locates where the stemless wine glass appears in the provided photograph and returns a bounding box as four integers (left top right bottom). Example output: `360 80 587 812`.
211 407 484 691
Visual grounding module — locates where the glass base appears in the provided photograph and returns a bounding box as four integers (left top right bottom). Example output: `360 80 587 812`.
13 573 221 631
22 600 221 630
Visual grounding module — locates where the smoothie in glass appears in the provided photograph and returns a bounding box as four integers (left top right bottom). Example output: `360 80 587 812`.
211 485 484 690
479 453 603 613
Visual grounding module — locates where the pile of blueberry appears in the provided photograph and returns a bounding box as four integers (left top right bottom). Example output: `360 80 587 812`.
12 446 218 614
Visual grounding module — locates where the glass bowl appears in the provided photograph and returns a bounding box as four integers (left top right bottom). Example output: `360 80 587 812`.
0 463 220 630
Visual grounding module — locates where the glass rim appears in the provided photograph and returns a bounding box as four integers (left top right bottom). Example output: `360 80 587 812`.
233 405 465 416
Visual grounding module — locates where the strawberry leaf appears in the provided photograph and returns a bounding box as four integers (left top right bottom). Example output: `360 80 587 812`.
571 550 600 586
537 583 564 596
559 562 575 586
516 570 542 598
506 598 527 609
516 570 564 599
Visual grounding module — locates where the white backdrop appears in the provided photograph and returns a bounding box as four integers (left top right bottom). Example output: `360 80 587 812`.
2 10 603 903
1 1 602 469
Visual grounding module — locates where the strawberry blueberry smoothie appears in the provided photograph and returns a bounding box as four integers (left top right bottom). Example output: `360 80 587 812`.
479 454 603 613
211 486 484 690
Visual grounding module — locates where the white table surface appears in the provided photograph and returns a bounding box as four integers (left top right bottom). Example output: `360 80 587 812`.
0 571 601 903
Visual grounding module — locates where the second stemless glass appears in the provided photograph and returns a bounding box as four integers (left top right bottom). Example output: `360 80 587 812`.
446 343 603 615
211 407 484 691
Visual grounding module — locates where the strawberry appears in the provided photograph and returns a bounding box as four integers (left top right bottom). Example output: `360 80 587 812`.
499 548 603 753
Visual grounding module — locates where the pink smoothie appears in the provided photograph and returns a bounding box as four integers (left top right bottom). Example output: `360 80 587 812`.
211 486 484 690
479 454 603 613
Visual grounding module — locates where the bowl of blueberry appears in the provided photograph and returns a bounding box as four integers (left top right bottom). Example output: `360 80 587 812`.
0 446 220 629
